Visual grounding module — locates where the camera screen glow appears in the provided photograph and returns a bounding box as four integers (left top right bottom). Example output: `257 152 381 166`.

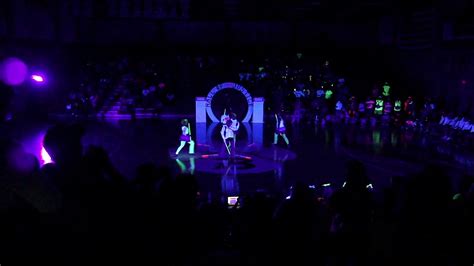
227 196 239 205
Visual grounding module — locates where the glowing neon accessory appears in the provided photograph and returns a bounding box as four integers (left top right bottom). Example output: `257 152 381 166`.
382 82 390 97
374 99 384 115
325 90 333 99
394 100 402 112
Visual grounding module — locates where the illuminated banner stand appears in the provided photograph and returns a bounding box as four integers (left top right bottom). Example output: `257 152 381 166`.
195 82 264 148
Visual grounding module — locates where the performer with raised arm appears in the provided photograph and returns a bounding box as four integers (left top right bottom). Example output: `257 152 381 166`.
221 119 234 157
221 108 230 124
175 119 195 156
220 112 240 157
273 113 290 148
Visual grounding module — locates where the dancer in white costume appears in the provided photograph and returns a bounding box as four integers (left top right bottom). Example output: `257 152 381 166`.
221 108 230 124
220 113 240 157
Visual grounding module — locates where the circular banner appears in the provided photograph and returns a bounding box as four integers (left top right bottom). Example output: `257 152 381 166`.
206 82 253 122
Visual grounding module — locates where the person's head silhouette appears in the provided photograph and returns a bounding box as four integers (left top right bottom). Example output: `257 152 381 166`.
43 124 85 166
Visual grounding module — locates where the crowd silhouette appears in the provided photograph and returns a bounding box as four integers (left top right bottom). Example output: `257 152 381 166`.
0 121 472 265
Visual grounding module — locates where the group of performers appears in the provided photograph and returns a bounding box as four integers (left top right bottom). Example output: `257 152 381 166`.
174 109 291 156
308 85 439 129
174 109 242 157
285 78 446 129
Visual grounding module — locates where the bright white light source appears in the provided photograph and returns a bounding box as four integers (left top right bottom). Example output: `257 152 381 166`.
41 146 52 164
31 74 44 83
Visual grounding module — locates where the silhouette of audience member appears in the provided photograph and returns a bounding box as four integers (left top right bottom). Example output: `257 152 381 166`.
451 174 474 266
273 182 329 265
42 124 86 190
328 160 373 266
83 145 125 186
134 162 161 194
395 164 454 266
236 192 277 265
41 123 132 262
153 173 200 264
1 119 470 265
0 140 44 259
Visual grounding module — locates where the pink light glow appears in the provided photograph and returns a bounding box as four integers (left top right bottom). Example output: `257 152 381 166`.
31 74 44 82
41 146 53 164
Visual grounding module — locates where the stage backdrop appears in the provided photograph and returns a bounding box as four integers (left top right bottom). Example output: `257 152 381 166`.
196 82 264 123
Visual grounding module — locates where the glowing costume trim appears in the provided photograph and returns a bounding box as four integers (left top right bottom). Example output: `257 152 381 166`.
374 98 384 115
175 119 195 155
273 114 290 147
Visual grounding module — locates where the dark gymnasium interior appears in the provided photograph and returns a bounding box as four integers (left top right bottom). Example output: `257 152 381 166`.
0 0 473 265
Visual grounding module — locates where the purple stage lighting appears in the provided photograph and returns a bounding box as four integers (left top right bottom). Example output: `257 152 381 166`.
31 74 45 83
21 131 54 166
1 57 28 86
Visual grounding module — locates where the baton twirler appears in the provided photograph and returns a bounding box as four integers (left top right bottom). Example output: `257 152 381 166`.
188 122 192 141
223 137 231 155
